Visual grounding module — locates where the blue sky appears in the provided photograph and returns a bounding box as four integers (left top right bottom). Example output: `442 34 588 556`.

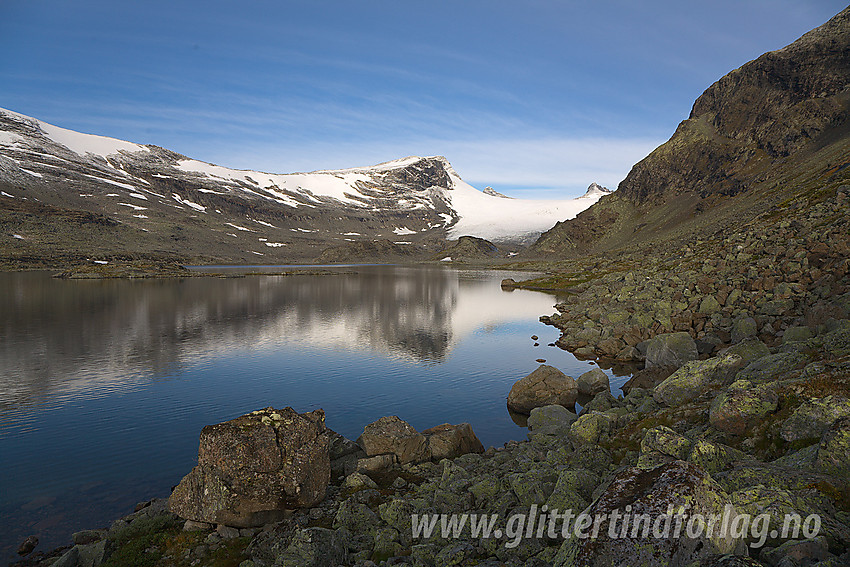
1 1 846 198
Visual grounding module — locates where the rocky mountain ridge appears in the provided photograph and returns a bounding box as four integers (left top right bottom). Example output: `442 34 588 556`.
531 6 850 257
0 108 604 268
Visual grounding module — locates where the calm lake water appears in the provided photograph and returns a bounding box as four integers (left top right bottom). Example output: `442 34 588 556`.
0 266 630 560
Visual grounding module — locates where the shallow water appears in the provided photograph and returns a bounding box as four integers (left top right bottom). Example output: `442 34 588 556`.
0 266 630 560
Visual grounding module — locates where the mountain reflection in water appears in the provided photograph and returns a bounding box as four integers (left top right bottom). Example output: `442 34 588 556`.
0 266 626 560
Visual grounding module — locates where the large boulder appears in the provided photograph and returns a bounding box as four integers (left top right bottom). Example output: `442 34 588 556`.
356 416 430 464
169 407 330 528
554 460 746 567
721 337 770 364
709 380 779 435
644 332 699 369
507 364 578 415
527 404 578 437
576 368 610 396
815 416 850 478
653 354 744 407
422 422 484 460
782 396 850 443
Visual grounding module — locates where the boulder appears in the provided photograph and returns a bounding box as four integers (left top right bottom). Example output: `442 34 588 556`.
709 380 779 435
169 407 330 528
781 396 850 443
576 368 610 396
721 337 770 364
815 416 850 478
356 416 430 464
730 317 758 344
568 411 617 447
421 422 484 460
653 354 744 407
507 364 578 415
782 326 814 343
527 404 579 437
553 461 746 567
644 332 699 369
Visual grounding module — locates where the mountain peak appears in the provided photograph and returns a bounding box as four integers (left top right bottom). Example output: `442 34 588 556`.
582 182 611 198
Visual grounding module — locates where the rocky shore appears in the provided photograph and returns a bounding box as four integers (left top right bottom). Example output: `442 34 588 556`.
12 306 850 567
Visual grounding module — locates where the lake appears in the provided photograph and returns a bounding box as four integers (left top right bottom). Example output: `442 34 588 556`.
0 265 630 560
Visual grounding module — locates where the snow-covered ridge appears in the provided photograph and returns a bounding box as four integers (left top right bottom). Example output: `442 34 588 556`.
0 106 606 244
0 107 149 158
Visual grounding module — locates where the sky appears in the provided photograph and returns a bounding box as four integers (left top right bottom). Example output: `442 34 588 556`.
1 1 846 198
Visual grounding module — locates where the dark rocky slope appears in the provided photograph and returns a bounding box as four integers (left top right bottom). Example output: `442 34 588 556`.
531 6 850 257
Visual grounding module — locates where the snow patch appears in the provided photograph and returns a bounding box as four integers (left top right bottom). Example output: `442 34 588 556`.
36 117 149 157
12 234 24 239
225 223 252 232
172 194 206 212
83 175 136 191
392 227 416 236
119 203 147 211
129 193 148 200
440 257 452 262
264 242 286 247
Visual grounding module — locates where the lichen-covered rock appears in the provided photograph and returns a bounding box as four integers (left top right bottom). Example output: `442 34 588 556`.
731 317 758 344
783 326 814 343
422 422 484 461
553 461 746 567
781 396 850 443
644 332 699 369
568 411 617 447
709 380 779 435
507 364 578 415
653 354 744 407
577 368 610 396
735 351 811 384
356 415 430 465
169 407 330 528
273 527 347 567
730 485 850 549
637 426 693 469
721 338 770 364
527 404 578 437
815 417 850 478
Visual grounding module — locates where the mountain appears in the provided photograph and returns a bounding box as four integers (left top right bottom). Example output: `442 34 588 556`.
0 108 604 268
532 6 850 256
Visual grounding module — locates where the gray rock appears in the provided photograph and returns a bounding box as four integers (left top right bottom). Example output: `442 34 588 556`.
507 364 578 415
782 325 814 343
731 317 758 344
356 454 397 473
576 368 610 396
183 520 212 532
527 404 578 437
644 332 699 369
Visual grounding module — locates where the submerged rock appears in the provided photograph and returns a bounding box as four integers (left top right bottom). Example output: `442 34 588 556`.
576 368 610 396
507 364 578 414
169 407 330 527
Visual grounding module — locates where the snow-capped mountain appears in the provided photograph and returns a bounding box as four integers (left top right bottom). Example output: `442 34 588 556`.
0 108 607 264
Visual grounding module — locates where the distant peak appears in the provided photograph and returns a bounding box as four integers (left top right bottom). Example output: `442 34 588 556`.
483 186 512 199
582 182 612 197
